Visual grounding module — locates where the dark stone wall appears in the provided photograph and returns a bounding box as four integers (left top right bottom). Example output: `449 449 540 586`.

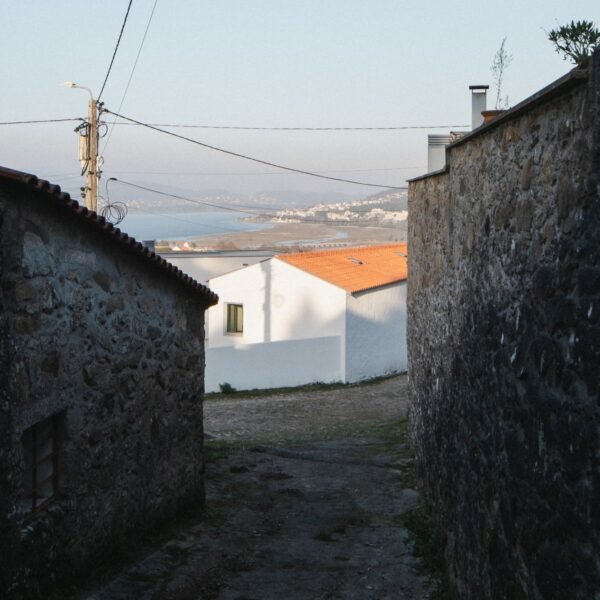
408 51 600 599
0 182 208 598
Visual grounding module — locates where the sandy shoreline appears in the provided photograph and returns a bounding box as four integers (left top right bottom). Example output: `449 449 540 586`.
166 221 407 251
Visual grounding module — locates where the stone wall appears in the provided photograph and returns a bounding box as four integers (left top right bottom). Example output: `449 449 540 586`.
408 51 600 599
0 175 216 598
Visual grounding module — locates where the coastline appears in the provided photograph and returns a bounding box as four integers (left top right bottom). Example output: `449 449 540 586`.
181 221 407 251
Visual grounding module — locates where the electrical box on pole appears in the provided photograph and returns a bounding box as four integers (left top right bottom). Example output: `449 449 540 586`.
66 82 101 212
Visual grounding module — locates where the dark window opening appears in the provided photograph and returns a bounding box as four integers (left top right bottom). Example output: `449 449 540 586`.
226 303 243 334
22 412 64 512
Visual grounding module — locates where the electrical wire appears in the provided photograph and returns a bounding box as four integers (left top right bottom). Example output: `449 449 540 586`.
100 178 128 225
102 121 469 131
104 166 422 175
103 110 405 189
0 117 467 132
111 178 404 228
98 0 134 102
102 0 159 155
52 171 406 214
41 174 83 182
0 118 84 125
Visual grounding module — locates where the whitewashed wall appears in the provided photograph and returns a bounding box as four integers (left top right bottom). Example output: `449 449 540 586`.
268 259 346 343
163 251 274 286
206 257 407 390
207 259 346 348
345 281 407 382
205 336 342 392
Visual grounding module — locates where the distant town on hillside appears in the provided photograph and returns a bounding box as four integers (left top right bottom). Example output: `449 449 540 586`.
152 188 409 252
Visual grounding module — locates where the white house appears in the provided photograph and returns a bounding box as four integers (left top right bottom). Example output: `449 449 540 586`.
161 249 276 287
205 243 408 392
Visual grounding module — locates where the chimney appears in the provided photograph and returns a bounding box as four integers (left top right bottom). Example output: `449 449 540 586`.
469 85 489 129
427 134 453 172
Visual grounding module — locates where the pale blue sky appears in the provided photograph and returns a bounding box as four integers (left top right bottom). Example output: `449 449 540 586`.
1 1 598 201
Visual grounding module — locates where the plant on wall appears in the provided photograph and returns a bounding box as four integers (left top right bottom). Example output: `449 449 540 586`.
548 20 600 67
491 37 513 110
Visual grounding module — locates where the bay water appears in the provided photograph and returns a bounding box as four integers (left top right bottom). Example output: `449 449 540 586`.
117 211 269 241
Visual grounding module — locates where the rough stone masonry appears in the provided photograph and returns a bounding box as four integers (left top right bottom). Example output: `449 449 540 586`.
408 49 600 598
0 169 217 598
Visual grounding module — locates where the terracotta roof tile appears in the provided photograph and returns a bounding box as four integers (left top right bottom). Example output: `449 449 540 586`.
277 243 408 293
0 166 218 307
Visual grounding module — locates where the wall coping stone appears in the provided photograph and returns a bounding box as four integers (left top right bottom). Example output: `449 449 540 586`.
408 66 589 184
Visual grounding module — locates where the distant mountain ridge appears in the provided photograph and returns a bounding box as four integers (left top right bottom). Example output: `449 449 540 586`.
113 183 364 213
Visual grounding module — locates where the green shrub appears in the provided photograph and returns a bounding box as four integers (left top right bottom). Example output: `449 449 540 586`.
548 20 600 66
218 382 237 394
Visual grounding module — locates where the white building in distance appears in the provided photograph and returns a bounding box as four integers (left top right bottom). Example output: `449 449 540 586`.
205 244 408 392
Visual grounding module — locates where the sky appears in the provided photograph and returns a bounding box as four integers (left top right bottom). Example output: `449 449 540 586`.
1 0 599 205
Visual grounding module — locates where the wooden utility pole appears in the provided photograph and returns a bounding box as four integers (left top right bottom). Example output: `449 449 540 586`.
66 82 101 212
86 97 100 212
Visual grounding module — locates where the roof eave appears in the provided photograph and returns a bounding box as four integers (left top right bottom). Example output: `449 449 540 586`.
0 166 219 307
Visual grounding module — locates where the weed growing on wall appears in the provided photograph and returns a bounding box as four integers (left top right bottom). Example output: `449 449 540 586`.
491 37 513 109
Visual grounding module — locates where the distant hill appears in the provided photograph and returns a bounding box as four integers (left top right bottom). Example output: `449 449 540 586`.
112 183 359 214
250 190 357 208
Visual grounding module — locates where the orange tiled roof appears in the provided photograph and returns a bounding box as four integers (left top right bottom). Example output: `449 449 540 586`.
277 243 408 293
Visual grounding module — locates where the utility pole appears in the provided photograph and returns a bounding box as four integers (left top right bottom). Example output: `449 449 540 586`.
65 82 101 212
86 95 100 212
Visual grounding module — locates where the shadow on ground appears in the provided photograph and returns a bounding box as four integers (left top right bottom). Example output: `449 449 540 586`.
81 375 438 600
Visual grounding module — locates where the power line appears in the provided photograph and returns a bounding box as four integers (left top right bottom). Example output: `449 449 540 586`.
103 166 422 175
98 0 134 101
103 110 405 189
100 121 469 131
0 118 83 125
39 166 420 180
112 178 403 228
102 0 159 154
43 172 406 214
0 117 467 133
41 174 83 182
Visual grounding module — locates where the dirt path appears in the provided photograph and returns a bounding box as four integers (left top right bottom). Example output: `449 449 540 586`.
203 375 409 443
83 376 433 600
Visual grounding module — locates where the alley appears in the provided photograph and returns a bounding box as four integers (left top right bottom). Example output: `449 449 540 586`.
83 376 433 600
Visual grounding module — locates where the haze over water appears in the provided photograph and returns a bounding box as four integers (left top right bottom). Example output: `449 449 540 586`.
119 211 270 241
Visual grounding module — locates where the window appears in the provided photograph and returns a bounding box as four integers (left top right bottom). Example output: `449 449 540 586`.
226 303 243 334
22 413 64 512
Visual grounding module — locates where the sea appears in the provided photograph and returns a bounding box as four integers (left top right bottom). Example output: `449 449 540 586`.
117 211 269 242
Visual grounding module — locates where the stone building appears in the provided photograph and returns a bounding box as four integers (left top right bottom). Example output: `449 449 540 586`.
0 166 218 597
407 50 600 598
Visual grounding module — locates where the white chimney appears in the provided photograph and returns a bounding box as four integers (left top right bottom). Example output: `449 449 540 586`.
427 134 453 172
469 85 489 129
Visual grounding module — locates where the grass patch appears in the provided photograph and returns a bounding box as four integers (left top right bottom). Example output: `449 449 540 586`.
400 502 452 599
203 439 236 463
396 448 452 599
205 373 404 401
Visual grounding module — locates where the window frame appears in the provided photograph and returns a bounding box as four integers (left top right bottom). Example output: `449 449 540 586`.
22 412 63 513
225 303 244 335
